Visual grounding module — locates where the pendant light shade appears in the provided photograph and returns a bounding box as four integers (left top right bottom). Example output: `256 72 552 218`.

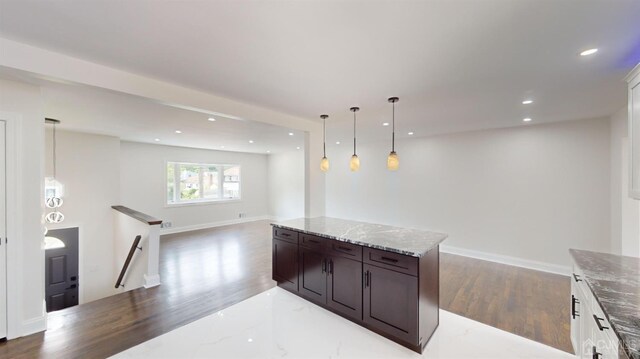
349 107 360 172
387 97 399 171
320 114 330 172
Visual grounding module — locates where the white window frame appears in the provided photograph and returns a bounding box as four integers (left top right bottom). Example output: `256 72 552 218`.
165 161 242 206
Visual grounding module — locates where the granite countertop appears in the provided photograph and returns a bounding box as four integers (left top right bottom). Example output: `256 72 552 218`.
570 249 640 359
272 217 447 257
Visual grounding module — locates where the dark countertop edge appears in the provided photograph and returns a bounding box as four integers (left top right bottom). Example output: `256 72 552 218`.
569 249 638 359
271 222 446 258
112 205 163 226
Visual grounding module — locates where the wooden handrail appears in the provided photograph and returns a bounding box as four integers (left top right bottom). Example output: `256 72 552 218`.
112 205 162 225
115 235 142 289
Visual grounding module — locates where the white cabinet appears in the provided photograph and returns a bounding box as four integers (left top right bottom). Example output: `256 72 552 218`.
570 260 620 358
627 63 640 199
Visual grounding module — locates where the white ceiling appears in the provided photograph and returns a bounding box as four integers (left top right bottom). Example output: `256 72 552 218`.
36 80 305 154
1 0 640 147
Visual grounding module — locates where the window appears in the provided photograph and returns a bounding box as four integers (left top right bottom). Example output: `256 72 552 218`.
166 162 241 205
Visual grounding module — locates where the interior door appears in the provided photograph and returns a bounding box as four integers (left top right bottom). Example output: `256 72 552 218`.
0 120 6 338
45 227 79 312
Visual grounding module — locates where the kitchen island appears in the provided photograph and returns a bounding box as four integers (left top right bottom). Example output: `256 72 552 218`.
271 217 447 353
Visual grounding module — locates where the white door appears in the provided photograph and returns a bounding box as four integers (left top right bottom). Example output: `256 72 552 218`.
0 120 6 339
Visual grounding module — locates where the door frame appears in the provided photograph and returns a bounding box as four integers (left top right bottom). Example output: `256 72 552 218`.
0 111 25 339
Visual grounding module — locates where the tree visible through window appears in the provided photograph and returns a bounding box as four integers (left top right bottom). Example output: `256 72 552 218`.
167 162 241 204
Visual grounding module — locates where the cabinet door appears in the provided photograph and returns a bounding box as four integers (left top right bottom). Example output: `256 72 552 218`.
327 255 362 321
363 264 418 345
570 276 582 357
272 238 298 292
298 247 327 303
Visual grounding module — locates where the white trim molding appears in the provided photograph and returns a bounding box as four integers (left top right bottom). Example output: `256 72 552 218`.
143 274 161 289
440 244 571 276
20 313 47 337
160 215 271 235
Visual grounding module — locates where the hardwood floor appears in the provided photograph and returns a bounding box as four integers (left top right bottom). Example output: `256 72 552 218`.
0 221 572 358
440 252 572 353
0 221 276 359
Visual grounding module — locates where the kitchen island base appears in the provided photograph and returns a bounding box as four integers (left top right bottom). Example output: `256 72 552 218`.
271 221 444 354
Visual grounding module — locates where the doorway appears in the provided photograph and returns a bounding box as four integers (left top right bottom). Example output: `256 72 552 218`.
44 227 79 312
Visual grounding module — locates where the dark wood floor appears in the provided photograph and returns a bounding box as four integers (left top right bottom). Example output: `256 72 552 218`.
0 220 571 358
440 252 572 353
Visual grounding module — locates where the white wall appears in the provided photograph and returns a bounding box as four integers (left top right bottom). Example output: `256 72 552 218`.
268 150 305 221
119 141 269 233
326 118 611 271
609 107 640 257
0 78 46 336
44 129 120 303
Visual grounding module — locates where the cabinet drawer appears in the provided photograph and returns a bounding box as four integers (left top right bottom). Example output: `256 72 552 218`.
328 240 362 261
300 233 327 251
364 248 418 276
273 227 299 244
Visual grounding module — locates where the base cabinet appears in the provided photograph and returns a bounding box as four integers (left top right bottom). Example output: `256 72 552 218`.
299 247 327 303
571 261 620 359
327 255 362 321
272 226 439 353
272 238 298 292
363 263 418 345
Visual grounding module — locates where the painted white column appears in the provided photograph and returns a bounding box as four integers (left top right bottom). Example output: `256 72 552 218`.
143 224 161 288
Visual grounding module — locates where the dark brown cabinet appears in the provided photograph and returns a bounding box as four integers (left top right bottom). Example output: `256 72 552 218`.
272 238 298 292
272 226 440 354
363 263 418 344
298 247 327 303
327 255 362 321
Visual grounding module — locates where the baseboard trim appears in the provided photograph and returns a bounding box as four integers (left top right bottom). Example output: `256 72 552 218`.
160 215 271 235
143 274 161 288
440 244 571 276
21 315 47 337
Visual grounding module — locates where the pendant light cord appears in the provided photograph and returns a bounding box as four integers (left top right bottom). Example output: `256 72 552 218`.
353 111 357 156
392 101 395 152
53 122 57 178
323 117 326 157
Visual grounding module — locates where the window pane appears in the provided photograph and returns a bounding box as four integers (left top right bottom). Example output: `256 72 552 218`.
179 164 200 200
222 165 241 199
167 163 175 203
202 166 219 199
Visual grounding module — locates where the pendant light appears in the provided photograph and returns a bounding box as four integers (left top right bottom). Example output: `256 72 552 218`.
45 118 65 224
387 97 400 171
349 107 360 171
320 114 330 172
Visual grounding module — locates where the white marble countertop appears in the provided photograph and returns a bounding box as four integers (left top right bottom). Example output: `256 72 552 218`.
272 217 447 257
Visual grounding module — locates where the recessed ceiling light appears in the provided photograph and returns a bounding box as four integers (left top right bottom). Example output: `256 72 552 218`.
266 150 271 153
296 146 301 150
408 132 414 135
249 140 254 144
580 48 598 56
220 145 225 149
383 122 390 126
522 100 533 105
336 141 341 145
208 117 216 122
288 132 294 136
247 338 253 343
175 130 182 134
154 138 160 142
523 117 532 122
